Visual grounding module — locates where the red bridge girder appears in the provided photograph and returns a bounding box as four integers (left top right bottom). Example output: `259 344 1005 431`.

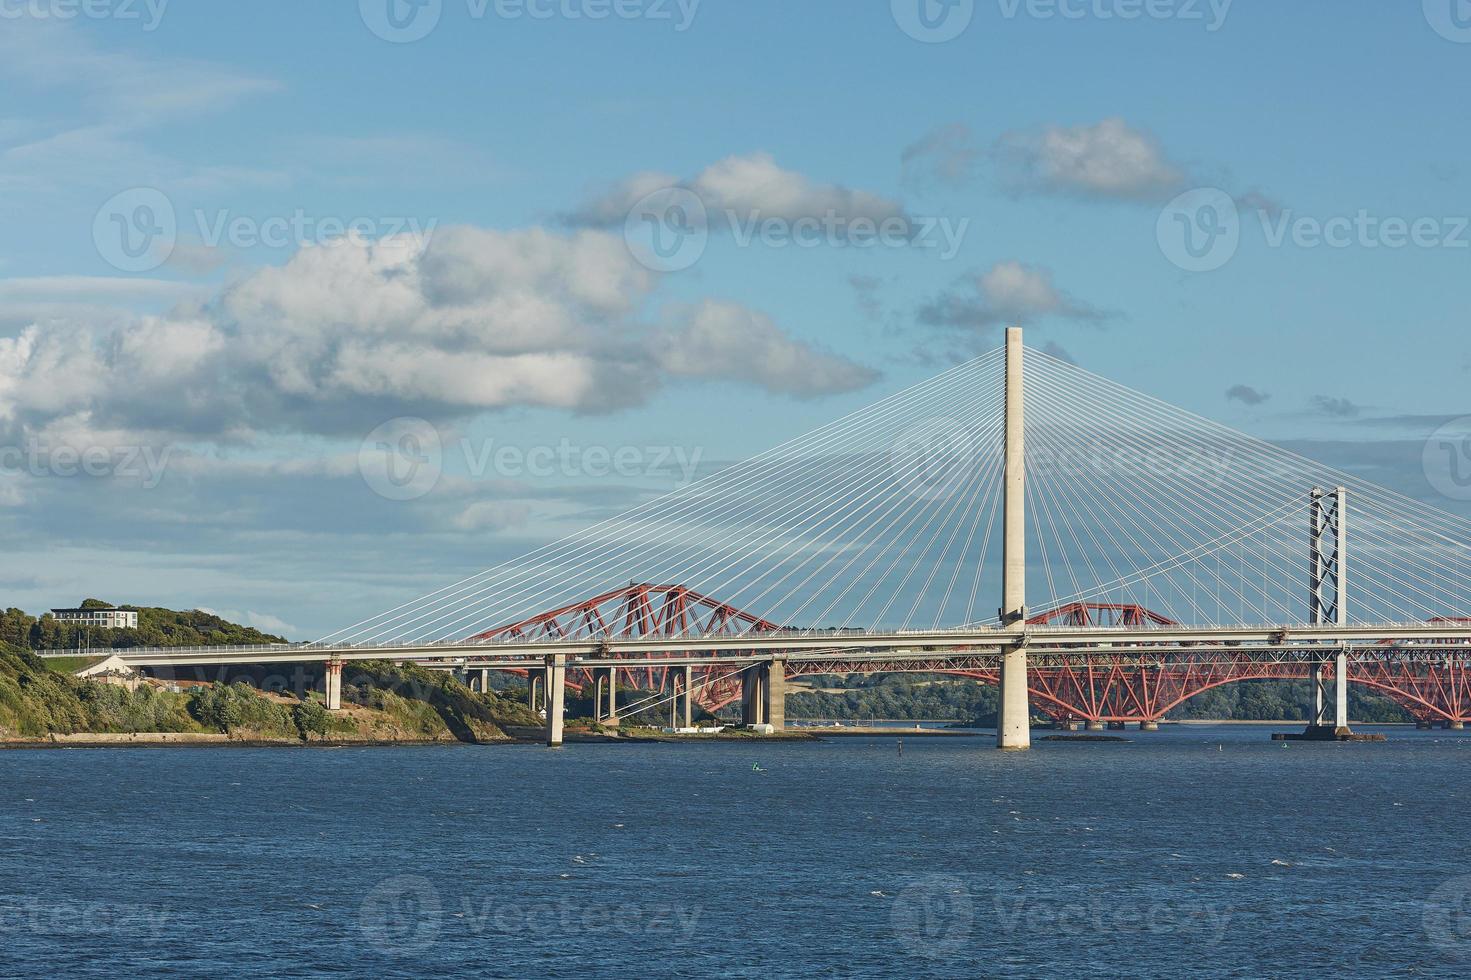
1026 602 1177 628
465 588 1471 722
468 584 779 705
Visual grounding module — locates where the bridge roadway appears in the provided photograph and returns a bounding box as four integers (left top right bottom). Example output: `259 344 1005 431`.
40 622 1471 669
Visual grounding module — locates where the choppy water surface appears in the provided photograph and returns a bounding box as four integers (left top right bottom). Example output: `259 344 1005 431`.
2 725 1470 978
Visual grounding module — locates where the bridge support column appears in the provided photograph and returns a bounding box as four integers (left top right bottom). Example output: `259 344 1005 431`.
592 667 619 726
1306 489 1352 738
1446 720 1465 731
324 659 343 711
670 664 693 730
998 327 1031 750
475 668 490 694
527 672 544 713
1106 721 1126 731
1138 720 1159 732
545 654 566 747
1085 720 1105 732
741 661 785 731
741 665 761 726
765 659 786 732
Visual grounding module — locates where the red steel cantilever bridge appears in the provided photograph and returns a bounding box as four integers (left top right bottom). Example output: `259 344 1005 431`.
449 582 1471 729
65 329 1471 746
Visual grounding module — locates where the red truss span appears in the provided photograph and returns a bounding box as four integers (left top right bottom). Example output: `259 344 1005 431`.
467 588 1471 723
468 584 779 701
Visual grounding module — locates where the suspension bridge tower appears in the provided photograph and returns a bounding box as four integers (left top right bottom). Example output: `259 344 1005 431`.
998 326 1031 749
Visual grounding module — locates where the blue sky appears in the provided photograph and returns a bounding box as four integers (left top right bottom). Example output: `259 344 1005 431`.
2 1 1470 637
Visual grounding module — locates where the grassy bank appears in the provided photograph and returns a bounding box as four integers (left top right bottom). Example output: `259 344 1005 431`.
0 649 542 745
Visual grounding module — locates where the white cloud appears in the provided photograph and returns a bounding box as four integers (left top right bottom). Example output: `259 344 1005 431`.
568 152 906 227
994 118 1185 202
197 607 300 638
901 123 980 189
654 300 879 397
0 226 875 447
917 261 1109 336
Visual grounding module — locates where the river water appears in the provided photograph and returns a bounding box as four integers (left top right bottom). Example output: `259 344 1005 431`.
2 725 1469 978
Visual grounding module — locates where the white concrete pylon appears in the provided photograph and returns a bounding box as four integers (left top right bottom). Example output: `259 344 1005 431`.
998 326 1031 750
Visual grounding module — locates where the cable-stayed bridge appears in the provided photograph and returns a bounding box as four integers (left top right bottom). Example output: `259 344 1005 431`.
61 329 1471 746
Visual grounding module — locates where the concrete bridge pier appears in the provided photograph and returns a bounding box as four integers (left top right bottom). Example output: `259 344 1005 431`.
741 659 786 730
1416 719 1434 730
1444 720 1466 731
545 654 566 747
324 659 343 711
670 664 693 730
1084 720 1106 732
1138 720 1159 732
1106 721 1127 731
1306 649 1352 737
471 668 490 694
592 666 619 726
527 671 545 714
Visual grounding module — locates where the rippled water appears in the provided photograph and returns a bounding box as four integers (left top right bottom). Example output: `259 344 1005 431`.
2 726 1469 978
